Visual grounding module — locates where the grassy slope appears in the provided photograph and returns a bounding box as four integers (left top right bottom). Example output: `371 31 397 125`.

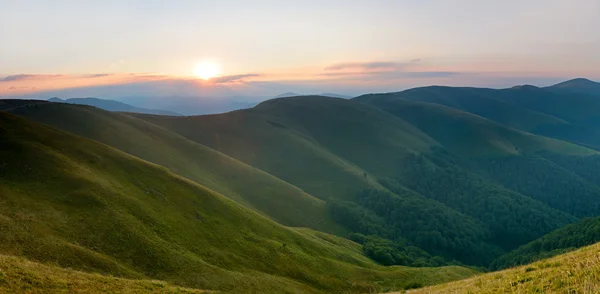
409 242 600 294
356 86 600 150
6 101 343 234
356 86 569 133
0 254 205 294
355 97 594 157
498 86 600 124
134 96 437 200
0 112 476 293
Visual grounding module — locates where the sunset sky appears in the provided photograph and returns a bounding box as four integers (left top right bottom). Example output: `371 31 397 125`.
2 0 600 99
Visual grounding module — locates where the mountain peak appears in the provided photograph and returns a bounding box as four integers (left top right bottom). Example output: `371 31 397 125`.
510 84 539 90
274 92 300 98
548 78 600 95
551 78 599 88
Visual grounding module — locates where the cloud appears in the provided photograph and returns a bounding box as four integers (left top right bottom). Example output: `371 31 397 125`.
1 74 64 82
319 59 458 80
404 71 460 78
7 85 35 91
85 73 113 78
325 61 401 71
321 71 459 79
212 73 260 83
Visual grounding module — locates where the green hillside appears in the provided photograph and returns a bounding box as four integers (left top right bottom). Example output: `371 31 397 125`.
409 241 600 294
355 96 592 156
491 216 600 270
0 111 476 293
6 100 343 234
356 96 600 218
135 95 593 266
0 254 205 293
134 97 514 263
356 86 569 133
355 84 600 150
134 96 436 199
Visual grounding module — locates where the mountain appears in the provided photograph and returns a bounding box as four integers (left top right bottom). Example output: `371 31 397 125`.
491 216 600 270
411 241 600 293
547 78 600 96
0 111 476 293
48 97 181 115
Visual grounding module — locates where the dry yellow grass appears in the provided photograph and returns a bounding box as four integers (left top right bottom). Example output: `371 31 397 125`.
0 254 206 293
406 242 600 294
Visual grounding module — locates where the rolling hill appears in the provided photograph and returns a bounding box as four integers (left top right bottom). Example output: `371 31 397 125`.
5 100 343 234
0 111 477 293
134 96 437 200
354 81 600 150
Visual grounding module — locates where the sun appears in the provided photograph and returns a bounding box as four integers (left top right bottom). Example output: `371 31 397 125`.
193 61 220 80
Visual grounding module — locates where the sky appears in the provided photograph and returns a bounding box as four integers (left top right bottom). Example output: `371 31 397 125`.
1 0 600 100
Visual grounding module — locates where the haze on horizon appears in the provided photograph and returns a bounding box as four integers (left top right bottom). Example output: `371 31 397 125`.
2 0 600 100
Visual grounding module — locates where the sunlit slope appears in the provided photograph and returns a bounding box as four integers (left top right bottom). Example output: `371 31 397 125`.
409 242 600 294
7 100 342 234
0 112 476 293
0 254 205 294
134 96 437 199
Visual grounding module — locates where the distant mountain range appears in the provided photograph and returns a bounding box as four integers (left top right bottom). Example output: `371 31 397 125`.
117 96 257 116
48 97 181 116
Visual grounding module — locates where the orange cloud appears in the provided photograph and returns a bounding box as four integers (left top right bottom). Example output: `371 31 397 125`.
0 73 171 95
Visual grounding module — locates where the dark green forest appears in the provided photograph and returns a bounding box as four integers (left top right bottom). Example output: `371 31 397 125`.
492 216 600 269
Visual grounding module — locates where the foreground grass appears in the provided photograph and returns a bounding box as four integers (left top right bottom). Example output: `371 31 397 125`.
0 254 205 293
409 242 600 293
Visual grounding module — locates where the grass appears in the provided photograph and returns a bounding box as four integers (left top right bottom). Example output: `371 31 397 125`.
132 96 438 201
0 112 477 293
7 101 344 235
407 241 600 293
355 96 595 157
0 254 205 293
355 86 570 133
